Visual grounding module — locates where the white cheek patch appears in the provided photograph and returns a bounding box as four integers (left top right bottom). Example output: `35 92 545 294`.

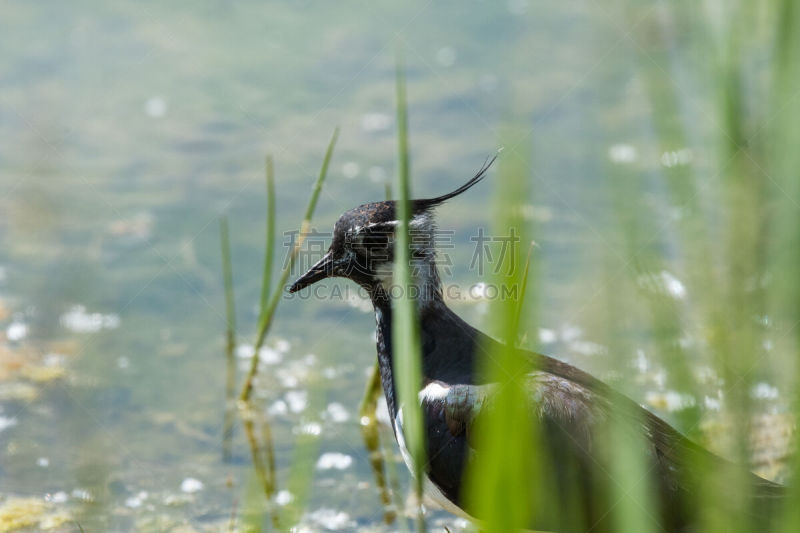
410 212 433 230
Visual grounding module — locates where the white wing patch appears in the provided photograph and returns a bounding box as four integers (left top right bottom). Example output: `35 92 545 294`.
419 381 450 402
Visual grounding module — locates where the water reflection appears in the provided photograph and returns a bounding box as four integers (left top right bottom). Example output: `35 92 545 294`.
241 407 281 530
358 364 396 525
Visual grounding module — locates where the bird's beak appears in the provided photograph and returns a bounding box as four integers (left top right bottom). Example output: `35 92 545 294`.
288 252 336 293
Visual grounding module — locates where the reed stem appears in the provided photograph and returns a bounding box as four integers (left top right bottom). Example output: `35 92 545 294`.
239 128 339 403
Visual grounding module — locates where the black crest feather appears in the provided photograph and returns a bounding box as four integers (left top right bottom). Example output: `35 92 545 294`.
413 154 496 212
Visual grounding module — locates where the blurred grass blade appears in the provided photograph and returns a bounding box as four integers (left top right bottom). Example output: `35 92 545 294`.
771 1 800 531
283 375 326 529
393 57 427 533
219 215 237 461
259 156 276 314
600 257 657 533
464 135 537 531
240 128 339 402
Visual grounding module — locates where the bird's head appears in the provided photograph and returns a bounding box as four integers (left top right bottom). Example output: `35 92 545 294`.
288 156 495 299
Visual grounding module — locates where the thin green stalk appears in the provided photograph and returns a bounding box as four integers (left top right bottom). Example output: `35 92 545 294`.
358 359 396 523
393 56 426 533
239 128 339 403
259 156 276 314
359 365 384 420
219 216 237 461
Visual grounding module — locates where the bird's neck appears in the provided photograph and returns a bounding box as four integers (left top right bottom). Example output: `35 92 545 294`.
369 264 444 421
370 282 480 421
372 300 399 419
371 256 444 311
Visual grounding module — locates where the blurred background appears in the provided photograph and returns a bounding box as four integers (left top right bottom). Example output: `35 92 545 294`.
1 0 797 531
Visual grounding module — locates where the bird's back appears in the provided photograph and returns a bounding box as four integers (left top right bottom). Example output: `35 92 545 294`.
414 303 785 532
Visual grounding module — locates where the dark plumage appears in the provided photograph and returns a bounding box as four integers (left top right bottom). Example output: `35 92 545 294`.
289 159 785 532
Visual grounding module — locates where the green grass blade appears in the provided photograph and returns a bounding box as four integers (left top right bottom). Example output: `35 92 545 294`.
239 128 339 402
259 155 276 315
358 363 396 523
463 134 537 532
770 1 800 531
283 376 326 529
392 57 427 533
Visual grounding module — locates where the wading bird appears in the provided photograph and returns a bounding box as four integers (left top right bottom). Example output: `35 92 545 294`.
289 158 785 532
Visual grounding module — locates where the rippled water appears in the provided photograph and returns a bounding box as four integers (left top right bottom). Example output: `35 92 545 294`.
0 1 792 531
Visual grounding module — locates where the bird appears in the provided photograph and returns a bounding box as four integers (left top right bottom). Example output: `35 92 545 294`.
288 157 786 532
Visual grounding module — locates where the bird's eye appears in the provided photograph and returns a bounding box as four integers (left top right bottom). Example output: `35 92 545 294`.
352 227 394 264
360 232 388 248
